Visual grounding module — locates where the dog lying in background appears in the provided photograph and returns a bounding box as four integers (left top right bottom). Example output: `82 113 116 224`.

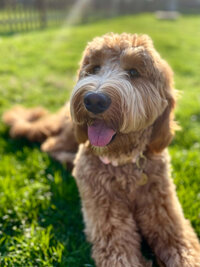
3 104 78 168
3 33 200 266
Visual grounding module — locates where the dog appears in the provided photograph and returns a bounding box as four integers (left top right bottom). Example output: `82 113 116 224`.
3 33 200 266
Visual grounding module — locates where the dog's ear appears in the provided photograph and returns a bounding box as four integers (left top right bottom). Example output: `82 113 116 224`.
74 123 88 144
148 97 176 153
148 61 177 153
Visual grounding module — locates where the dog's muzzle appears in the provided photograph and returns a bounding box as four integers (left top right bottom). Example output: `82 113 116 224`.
83 92 111 114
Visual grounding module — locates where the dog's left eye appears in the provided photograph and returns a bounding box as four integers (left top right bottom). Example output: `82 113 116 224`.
92 65 101 74
128 69 140 78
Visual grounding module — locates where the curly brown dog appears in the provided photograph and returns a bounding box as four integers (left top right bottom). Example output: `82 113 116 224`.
3 33 200 266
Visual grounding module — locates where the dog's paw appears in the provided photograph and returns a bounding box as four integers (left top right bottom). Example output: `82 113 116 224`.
41 137 59 152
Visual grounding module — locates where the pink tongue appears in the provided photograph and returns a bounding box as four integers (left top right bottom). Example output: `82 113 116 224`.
88 121 116 147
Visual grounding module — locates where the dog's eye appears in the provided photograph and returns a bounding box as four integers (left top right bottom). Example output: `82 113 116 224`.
92 65 101 74
128 69 140 78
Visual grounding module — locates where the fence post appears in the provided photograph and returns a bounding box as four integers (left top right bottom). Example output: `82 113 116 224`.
36 0 47 28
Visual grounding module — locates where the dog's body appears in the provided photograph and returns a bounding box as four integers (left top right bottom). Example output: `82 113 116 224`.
3 33 200 266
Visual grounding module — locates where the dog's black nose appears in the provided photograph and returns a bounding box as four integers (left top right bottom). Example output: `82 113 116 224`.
84 92 111 114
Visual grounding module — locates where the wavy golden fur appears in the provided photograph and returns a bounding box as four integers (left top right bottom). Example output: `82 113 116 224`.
3 33 200 266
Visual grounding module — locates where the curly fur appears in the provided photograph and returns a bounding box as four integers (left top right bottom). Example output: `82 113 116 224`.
3 33 200 266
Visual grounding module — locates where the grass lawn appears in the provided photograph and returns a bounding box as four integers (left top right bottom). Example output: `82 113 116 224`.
0 13 200 266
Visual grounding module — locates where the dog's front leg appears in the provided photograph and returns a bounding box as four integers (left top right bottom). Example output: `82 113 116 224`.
135 175 200 267
73 154 152 267
79 183 151 267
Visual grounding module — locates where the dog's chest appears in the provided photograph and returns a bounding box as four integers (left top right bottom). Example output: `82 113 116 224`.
72 145 167 203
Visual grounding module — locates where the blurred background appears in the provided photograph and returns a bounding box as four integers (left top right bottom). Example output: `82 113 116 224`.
0 1 200 266
0 0 200 34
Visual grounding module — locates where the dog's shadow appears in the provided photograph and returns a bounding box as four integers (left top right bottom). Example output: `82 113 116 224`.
0 126 159 267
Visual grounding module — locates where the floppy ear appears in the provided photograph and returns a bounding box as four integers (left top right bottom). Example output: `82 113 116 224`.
148 59 177 153
148 96 176 153
74 123 88 144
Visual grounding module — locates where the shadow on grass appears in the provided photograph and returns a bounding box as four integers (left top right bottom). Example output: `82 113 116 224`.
0 126 94 266
38 158 94 266
0 25 62 38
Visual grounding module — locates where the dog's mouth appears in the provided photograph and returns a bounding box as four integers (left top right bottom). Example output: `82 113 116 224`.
88 120 116 147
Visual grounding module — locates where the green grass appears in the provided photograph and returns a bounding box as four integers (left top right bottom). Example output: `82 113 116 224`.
0 13 200 266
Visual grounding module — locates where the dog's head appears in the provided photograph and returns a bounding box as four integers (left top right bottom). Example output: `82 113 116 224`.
70 33 176 155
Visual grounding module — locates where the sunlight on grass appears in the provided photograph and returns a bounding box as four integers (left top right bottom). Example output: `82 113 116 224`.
40 0 91 58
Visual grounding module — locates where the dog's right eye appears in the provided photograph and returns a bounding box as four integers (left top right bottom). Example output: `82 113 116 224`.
128 69 140 78
92 65 101 74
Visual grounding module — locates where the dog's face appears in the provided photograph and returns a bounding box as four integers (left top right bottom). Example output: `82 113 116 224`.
70 33 176 155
